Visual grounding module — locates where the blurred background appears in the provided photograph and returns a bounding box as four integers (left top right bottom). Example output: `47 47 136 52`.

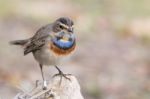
0 0 150 99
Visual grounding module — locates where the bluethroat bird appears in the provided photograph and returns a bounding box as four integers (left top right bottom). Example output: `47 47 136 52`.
10 17 76 89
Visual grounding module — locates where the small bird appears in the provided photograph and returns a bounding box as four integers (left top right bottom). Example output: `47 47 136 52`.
10 17 76 89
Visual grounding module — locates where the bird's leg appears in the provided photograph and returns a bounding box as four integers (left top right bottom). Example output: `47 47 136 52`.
39 64 47 90
53 65 71 83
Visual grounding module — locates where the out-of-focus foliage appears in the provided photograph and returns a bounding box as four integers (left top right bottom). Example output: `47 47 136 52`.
0 0 150 99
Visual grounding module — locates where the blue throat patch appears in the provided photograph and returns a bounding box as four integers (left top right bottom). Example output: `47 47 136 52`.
52 38 75 50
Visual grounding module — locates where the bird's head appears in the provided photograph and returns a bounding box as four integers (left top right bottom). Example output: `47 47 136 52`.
52 17 74 33
52 17 74 41
51 17 75 51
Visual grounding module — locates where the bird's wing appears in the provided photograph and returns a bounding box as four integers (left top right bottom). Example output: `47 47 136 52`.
24 25 51 55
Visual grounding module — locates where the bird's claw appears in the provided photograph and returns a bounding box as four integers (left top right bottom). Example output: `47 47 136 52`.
53 66 71 82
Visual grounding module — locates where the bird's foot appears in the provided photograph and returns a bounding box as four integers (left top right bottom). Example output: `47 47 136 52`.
54 72 71 81
53 66 71 81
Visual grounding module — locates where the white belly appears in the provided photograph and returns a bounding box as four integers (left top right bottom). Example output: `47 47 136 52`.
33 47 63 66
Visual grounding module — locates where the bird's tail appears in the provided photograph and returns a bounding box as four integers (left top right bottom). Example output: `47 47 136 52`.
10 39 29 46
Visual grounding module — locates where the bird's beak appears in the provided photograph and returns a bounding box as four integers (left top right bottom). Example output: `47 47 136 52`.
68 27 73 33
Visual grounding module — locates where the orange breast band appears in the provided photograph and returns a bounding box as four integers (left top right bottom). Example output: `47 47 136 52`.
50 42 76 56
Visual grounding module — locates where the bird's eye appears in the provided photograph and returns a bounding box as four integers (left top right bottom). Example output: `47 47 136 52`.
59 25 63 29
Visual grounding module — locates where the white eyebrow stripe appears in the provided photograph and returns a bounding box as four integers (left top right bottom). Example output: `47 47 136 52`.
59 22 69 29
